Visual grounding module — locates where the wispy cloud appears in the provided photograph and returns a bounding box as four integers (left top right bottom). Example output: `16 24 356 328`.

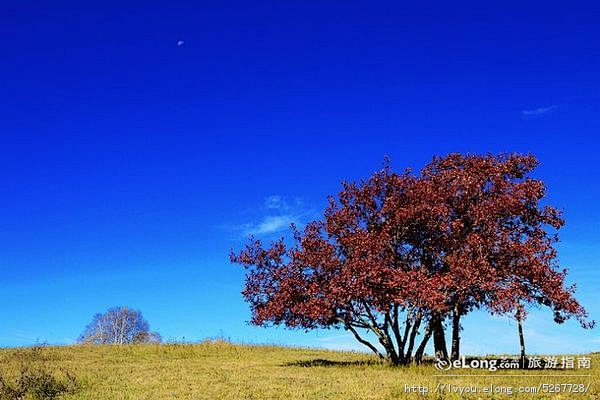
246 215 299 235
522 104 559 118
233 195 315 237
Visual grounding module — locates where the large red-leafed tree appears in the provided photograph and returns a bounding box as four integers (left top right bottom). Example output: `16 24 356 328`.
230 153 593 365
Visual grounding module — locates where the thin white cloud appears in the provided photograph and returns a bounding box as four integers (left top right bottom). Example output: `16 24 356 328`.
246 215 298 235
233 195 315 237
522 104 559 118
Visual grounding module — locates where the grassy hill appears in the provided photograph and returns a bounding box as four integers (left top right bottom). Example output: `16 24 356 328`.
1 341 598 399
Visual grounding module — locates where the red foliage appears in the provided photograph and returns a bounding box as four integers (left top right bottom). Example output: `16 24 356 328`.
230 153 594 363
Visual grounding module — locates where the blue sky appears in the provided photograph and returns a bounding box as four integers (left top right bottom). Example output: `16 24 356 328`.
1 1 599 354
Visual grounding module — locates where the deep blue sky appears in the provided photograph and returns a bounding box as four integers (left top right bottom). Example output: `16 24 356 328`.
1 1 599 354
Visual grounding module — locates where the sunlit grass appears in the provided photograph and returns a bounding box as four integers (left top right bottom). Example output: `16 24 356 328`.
0 341 598 399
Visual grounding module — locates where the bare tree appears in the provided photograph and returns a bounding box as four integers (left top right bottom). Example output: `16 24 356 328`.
78 306 161 344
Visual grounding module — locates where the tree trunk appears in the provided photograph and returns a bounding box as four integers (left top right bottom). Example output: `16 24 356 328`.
390 305 404 358
378 334 400 366
517 317 526 360
404 312 422 363
450 304 460 361
414 327 432 364
431 314 448 360
385 344 400 366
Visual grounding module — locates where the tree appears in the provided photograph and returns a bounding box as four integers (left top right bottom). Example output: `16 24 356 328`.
231 153 593 365
78 306 162 345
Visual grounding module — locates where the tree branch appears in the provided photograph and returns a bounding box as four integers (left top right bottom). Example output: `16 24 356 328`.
358 301 399 363
398 307 412 357
345 324 385 359
414 323 432 364
405 310 422 361
387 307 403 357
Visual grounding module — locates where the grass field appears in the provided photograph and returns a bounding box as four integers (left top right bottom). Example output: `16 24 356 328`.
0 341 598 399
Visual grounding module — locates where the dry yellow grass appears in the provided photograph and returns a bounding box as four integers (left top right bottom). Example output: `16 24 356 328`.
1 341 598 399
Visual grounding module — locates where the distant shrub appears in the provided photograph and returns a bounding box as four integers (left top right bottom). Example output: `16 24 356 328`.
0 346 79 400
0 367 78 400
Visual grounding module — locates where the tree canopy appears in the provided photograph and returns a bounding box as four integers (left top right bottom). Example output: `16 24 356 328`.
231 153 593 365
78 306 162 345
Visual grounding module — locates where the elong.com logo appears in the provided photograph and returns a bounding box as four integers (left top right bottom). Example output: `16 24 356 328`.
435 355 592 372
435 356 515 372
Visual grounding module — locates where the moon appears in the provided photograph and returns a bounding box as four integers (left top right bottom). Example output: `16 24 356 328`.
177 40 185 47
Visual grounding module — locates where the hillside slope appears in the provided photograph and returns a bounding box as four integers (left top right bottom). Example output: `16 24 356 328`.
1 341 598 399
